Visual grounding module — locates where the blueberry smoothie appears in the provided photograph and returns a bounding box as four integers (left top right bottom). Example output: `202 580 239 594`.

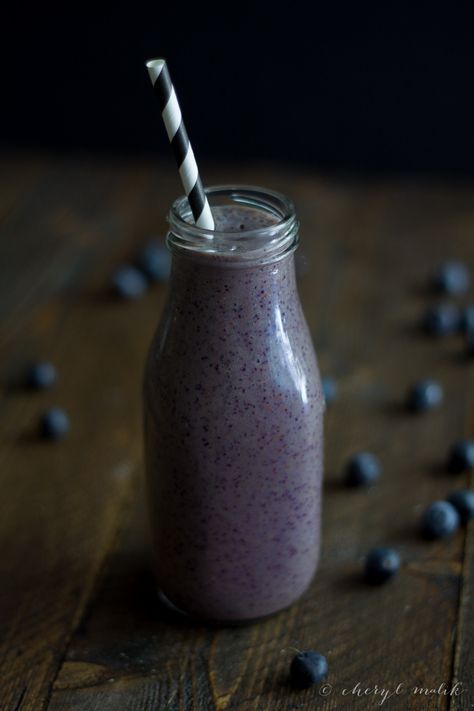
144 187 324 622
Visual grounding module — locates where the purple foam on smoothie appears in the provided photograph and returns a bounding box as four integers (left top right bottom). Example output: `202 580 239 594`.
211 205 280 232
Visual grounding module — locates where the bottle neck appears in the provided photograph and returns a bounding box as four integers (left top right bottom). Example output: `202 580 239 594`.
168 249 298 313
167 185 299 268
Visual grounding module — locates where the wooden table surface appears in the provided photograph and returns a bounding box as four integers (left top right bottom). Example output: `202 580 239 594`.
1 155 474 711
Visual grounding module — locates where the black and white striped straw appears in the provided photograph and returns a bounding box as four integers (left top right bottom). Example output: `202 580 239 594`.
146 58 215 231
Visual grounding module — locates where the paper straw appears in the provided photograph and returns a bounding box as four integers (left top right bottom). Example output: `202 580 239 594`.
146 58 215 230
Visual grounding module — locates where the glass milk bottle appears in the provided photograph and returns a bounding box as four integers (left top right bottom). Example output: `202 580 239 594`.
144 186 325 622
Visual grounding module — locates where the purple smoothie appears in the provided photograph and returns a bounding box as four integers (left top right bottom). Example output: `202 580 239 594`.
144 198 324 622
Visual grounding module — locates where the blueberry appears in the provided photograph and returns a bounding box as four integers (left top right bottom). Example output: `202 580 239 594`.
322 376 337 406
421 501 460 539
27 361 57 389
434 260 470 295
290 651 328 689
447 490 474 524
136 241 171 282
407 379 443 413
447 440 474 473
364 547 400 585
111 265 147 299
40 408 70 440
422 303 461 336
345 452 381 487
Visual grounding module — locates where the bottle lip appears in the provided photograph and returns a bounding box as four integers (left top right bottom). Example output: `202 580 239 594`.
167 185 299 264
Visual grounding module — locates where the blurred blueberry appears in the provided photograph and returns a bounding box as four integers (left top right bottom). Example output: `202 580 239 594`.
345 452 381 487
433 260 470 295
40 408 70 441
447 490 474 524
447 440 474 474
422 303 461 336
421 500 460 539
322 376 338 406
111 265 147 299
407 379 443 413
136 241 171 282
27 361 57 390
364 547 400 585
290 651 328 688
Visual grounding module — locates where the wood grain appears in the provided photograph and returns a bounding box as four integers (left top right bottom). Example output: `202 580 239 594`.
1 156 474 710
0 155 173 711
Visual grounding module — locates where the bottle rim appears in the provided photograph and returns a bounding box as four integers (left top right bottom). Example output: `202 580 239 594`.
167 185 299 264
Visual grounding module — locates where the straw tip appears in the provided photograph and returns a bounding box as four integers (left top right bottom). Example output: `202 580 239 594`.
146 58 166 84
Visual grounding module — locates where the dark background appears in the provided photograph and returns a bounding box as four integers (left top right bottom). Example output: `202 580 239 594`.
4 2 474 175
